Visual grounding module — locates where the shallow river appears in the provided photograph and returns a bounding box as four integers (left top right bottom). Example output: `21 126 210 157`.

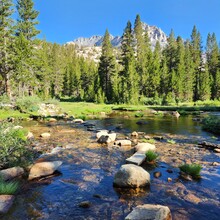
2 113 220 220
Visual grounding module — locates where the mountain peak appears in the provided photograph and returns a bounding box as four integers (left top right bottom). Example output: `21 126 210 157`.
67 22 167 48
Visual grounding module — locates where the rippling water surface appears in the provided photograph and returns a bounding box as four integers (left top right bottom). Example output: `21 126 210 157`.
2 114 220 220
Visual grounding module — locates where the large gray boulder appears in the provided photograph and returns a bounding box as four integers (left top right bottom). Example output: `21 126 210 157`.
113 164 150 188
0 195 15 214
28 161 62 180
125 204 172 220
0 167 24 181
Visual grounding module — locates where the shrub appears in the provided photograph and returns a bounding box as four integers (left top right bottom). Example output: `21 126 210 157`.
145 150 158 162
0 122 33 169
202 116 220 134
179 164 202 178
15 96 41 113
140 97 162 106
0 176 19 195
135 112 144 117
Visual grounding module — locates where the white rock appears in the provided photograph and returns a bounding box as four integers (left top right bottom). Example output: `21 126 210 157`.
51 147 63 154
126 153 146 166
0 195 15 214
114 140 132 146
73 119 84 123
28 161 62 180
26 131 34 140
97 131 116 143
113 164 150 188
0 167 24 181
96 131 108 139
40 132 51 138
125 204 172 220
135 143 156 153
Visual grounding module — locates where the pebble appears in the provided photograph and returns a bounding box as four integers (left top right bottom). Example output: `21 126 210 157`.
79 201 91 208
153 171 162 178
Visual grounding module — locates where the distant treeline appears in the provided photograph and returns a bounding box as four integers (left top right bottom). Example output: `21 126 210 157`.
1 1 220 104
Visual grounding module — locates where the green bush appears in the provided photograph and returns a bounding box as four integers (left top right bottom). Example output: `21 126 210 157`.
202 116 220 134
140 97 163 106
0 122 33 169
135 112 144 117
179 164 202 178
0 176 19 195
15 96 41 113
145 150 158 162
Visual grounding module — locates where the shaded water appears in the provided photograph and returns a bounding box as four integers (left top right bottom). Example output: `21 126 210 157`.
2 114 220 220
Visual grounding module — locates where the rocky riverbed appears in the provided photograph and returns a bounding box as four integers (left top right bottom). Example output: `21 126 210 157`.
2 115 220 220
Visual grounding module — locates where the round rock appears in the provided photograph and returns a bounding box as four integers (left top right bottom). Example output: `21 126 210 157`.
113 164 150 188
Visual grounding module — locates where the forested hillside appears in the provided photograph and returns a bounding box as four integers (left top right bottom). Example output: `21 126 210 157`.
1 1 220 105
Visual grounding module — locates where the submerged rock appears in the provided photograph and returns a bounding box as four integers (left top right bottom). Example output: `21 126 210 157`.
28 161 62 180
154 172 162 178
79 201 91 208
0 195 15 214
0 167 24 181
125 204 172 220
113 164 150 188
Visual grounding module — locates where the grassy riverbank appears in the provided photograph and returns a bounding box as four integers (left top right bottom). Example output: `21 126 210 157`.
0 109 29 120
1 99 220 120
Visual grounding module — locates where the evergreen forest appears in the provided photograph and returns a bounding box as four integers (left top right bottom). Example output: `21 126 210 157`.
1 1 220 105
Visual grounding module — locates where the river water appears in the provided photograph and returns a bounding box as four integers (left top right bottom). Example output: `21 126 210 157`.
2 113 220 220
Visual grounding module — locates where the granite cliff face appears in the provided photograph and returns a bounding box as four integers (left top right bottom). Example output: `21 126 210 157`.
68 22 167 48
66 22 167 62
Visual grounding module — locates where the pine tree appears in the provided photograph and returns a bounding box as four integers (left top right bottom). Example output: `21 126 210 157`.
163 29 177 100
16 0 40 40
15 0 40 96
0 0 14 97
134 14 152 96
206 33 219 99
148 41 161 97
183 40 194 101
198 62 211 100
175 36 185 101
98 29 117 103
190 25 202 101
120 21 139 104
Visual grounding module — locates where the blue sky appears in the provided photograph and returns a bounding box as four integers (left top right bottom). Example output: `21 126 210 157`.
34 0 220 45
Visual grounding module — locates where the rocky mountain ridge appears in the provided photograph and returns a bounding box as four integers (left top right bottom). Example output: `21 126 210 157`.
66 22 168 62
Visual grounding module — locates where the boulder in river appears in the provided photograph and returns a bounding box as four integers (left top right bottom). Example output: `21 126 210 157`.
97 131 116 144
0 167 24 181
28 161 62 180
40 132 51 138
125 204 172 220
113 164 150 188
135 143 156 153
0 195 15 214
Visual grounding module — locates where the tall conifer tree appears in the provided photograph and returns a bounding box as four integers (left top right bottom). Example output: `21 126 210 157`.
120 21 139 104
98 29 117 103
0 0 14 97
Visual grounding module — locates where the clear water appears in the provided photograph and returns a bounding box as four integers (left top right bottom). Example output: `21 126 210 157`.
2 114 220 220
